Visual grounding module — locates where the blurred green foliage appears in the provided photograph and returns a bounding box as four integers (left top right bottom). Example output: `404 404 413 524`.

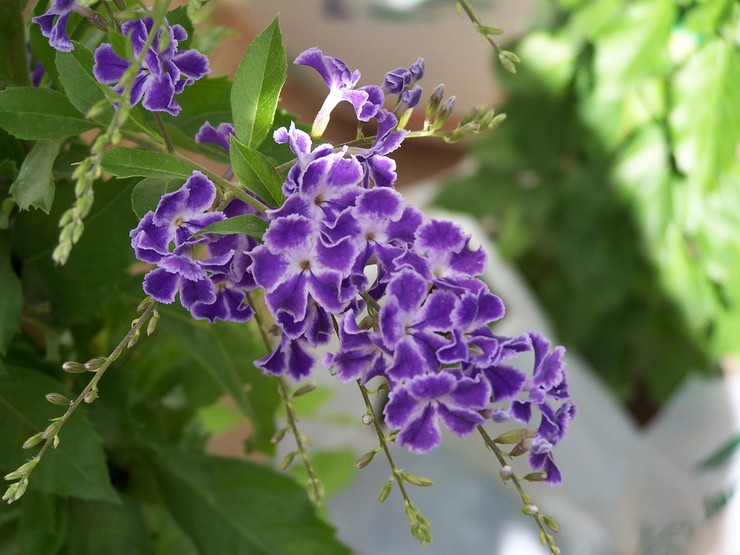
436 0 740 419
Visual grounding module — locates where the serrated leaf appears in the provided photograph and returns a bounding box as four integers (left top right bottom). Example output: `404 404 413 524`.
67 499 154 555
131 177 182 219
154 447 351 555
9 140 61 213
231 17 286 148
198 214 268 241
101 148 193 181
0 88 95 140
229 137 283 206
0 367 118 502
0 232 21 356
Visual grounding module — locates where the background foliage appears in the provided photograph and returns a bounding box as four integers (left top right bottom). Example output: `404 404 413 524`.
436 0 740 419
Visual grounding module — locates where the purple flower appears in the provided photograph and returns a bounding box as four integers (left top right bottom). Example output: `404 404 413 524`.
274 123 335 196
250 214 358 336
295 47 383 137
378 269 455 382
400 86 423 111
195 122 235 152
93 18 209 115
384 371 491 453
32 0 77 53
325 309 390 383
352 109 406 188
383 57 424 94
256 333 316 380
528 402 576 484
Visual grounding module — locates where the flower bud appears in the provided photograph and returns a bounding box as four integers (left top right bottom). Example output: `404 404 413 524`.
292 381 317 397
271 427 287 444
499 465 513 480
355 450 377 469
433 96 456 130
425 83 445 123
543 514 560 533
85 357 107 371
378 478 393 503
521 503 539 516
279 451 297 470
62 361 86 373
400 471 433 487
45 392 71 406
22 433 44 450
494 428 534 444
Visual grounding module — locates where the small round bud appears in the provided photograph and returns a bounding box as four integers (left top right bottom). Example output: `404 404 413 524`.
500 465 513 480
361 413 374 425
521 503 539 516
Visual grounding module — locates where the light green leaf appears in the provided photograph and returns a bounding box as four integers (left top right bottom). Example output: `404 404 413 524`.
230 137 283 206
0 88 95 140
131 177 182 219
9 140 61 213
154 447 351 555
0 367 118 502
670 39 740 192
231 17 286 148
101 148 193 181
198 214 268 241
66 499 154 555
0 232 21 356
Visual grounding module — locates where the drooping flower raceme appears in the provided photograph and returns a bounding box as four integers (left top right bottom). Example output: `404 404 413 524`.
130 47 574 485
93 17 209 115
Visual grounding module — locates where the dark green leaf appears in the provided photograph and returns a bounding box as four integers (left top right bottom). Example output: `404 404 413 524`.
19 492 67 555
198 214 268 241
230 137 283 206
131 177 182 219
166 6 194 50
0 367 118 502
13 178 139 326
154 447 351 555
0 88 95 140
0 233 21 356
101 148 193 181
0 0 30 86
66 498 154 555
156 307 278 454
231 18 286 148
9 140 61 213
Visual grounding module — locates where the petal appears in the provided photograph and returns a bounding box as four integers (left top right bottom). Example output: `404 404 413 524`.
483 364 527 402
407 373 456 401
142 72 179 115
267 272 309 321
250 246 289 291
183 171 217 213
397 404 441 454
437 404 484 436
143 267 179 303
386 340 427 381
449 376 491 409
172 48 210 79
93 44 131 83
180 277 216 309
384 387 417 428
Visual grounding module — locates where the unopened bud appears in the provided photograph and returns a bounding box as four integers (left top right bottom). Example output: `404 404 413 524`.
434 96 456 130
378 478 393 503
523 471 548 482
85 357 107 371
494 428 534 444
355 450 377 469
361 413 374 425
83 387 98 404
279 451 296 470
521 503 539 516
292 381 317 397
62 361 86 373
307 476 324 504
45 392 70 406
500 465 513 480
146 310 159 336
425 83 445 123
22 433 44 450
400 471 433 487
543 514 560 534
271 427 287 444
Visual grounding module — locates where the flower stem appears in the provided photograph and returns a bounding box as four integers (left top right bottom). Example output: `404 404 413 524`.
154 112 175 153
245 293 323 505
3 300 157 504
477 425 561 554
356 380 432 545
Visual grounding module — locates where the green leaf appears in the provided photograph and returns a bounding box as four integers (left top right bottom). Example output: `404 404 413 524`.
13 178 139 326
0 88 95 140
101 148 193 181
9 140 61 213
697 434 740 471
229 137 283 206
198 214 268 241
0 0 30 87
0 367 118 502
131 177 183 219
0 232 21 356
154 447 351 555
156 307 279 455
669 39 740 192
66 498 154 555
231 17 286 148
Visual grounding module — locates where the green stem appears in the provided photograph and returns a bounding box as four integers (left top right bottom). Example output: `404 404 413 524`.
245 293 323 504
154 112 175 153
477 425 561 554
456 0 505 57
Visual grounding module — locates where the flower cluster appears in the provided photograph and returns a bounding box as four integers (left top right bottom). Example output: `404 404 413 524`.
93 17 209 115
128 48 575 484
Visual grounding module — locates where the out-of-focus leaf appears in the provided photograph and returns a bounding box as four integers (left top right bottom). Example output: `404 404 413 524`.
0 232 21 356
670 39 740 192
697 434 740 471
0 367 118 502
19 492 67 555
197 214 267 241
66 499 154 555
231 18 286 149
154 447 351 555
9 140 61 213
131 177 182 219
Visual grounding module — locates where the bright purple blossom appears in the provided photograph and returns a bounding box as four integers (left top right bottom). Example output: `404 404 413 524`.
195 122 235 152
33 0 77 53
384 371 491 453
93 18 209 116
351 109 406 188
295 47 383 137
274 123 335 196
